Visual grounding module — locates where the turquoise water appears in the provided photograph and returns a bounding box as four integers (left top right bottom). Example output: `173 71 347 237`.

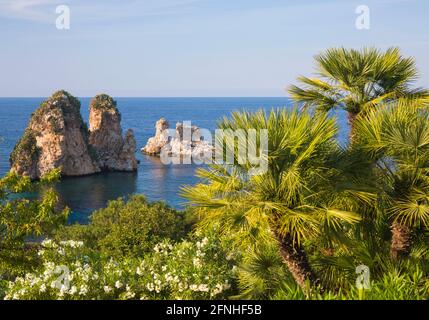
0 97 348 223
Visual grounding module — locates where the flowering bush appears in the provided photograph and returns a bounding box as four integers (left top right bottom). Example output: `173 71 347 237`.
4 235 238 300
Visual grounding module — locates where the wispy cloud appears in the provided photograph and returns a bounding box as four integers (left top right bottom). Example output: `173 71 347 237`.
0 0 62 22
0 0 202 23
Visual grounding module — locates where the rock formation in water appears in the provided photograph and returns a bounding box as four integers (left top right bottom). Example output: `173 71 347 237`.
88 94 138 172
141 118 170 155
10 91 100 179
10 91 137 179
141 118 213 159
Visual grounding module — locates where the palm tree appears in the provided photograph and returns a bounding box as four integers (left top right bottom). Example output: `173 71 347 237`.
288 47 429 140
182 109 362 292
355 100 429 259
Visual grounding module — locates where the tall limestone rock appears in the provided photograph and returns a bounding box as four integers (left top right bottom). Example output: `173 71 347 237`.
88 94 138 172
10 91 100 179
10 91 137 179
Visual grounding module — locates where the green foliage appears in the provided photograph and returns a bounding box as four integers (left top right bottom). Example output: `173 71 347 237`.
90 94 118 111
4 234 238 300
288 47 429 119
55 195 191 259
0 170 69 280
31 90 81 126
235 244 293 299
237 243 428 300
182 105 429 295
9 129 39 168
355 100 429 229
183 108 361 249
3 48 429 301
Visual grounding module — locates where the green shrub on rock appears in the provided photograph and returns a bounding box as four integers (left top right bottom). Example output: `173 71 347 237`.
9 129 39 172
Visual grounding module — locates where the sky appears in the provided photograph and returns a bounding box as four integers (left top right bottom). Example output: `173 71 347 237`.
0 0 428 97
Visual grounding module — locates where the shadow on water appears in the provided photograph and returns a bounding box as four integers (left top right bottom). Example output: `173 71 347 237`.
137 154 201 208
54 171 138 224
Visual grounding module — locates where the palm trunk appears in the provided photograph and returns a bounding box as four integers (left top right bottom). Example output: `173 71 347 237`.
390 221 412 260
275 232 322 293
348 112 358 143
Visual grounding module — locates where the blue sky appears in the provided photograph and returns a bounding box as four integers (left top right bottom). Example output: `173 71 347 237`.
0 0 428 97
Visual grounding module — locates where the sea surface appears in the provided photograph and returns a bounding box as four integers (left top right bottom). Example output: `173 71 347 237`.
0 97 348 224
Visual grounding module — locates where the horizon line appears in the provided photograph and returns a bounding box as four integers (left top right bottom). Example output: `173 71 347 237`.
0 96 289 99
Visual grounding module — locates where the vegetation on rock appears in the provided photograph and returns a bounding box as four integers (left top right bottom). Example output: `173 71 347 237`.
90 94 118 111
9 129 39 173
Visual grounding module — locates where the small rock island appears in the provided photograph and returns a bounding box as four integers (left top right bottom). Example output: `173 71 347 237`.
142 118 213 158
10 91 137 179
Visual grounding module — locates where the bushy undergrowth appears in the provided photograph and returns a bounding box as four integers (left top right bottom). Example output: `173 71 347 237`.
54 195 193 259
4 234 238 300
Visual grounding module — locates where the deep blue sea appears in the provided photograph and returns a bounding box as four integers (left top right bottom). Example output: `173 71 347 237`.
0 97 348 223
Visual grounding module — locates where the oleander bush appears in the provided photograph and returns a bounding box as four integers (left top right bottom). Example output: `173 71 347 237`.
3 234 238 300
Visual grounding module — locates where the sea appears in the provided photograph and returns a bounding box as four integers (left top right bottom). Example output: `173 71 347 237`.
0 97 348 224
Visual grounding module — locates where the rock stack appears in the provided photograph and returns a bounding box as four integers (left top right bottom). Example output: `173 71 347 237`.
88 94 138 172
10 91 137 179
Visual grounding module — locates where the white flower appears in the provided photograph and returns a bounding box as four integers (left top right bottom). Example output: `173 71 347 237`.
124 291 136 299
115 281 123 289
60 240 84 248
211 283 225 297
198 284 209 292
123 285 136 299
79 285 88 296
146 283 155 292
136 266 144 276
42 239 56 248
40 284 47 293
193 258 202 268
59 284 69 294
69 286 77 295
104 286 112 293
